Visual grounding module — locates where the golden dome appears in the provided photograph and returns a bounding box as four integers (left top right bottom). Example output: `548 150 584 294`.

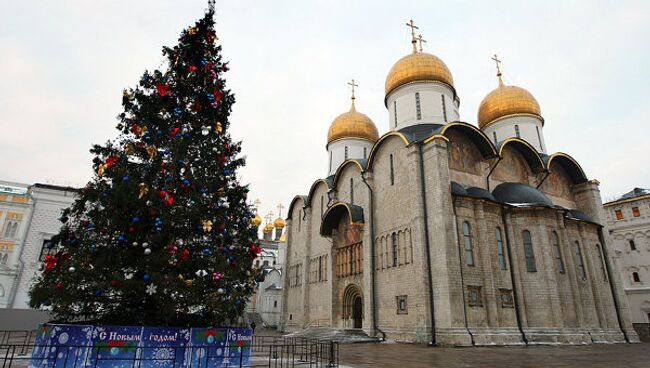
279 233 286 242
385 51 454 96
263 222 273 232
478 82 542 129
274 217 285 229
326 101 379 145
251 214 262 227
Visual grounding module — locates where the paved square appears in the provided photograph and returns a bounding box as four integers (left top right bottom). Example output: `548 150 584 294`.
339 342 650 367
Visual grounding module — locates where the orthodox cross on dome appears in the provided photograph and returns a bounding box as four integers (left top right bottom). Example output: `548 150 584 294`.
347 79 358 110
265 211 274 225
416 34 427 52
491 54 504 86
253 198 261 214
405 19 419 53
277 203 285 218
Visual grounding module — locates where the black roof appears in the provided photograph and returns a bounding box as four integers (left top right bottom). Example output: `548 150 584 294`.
450 181 468 196
320 202 364 236
398 124 444 143
466 187 496 202
566 209 597 224
492 182 554 206
617 188 650 201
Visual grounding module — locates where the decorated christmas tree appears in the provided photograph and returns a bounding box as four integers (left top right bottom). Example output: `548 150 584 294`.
29 2 260 327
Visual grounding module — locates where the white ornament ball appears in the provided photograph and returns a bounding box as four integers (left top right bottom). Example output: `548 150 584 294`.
144 248 152 255
68 267 76 273
217 288 225 294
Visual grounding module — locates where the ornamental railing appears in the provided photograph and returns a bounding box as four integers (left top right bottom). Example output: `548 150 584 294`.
0 332 338 368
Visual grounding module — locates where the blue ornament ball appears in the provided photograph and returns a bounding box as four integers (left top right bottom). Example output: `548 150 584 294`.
143 274 151 282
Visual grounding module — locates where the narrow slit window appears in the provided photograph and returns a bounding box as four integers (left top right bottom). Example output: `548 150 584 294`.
463 222 474 266
390 154 395 186
596 244 607 281
496 227 506 270
552 231 565 273
522 230 536 272
441 94 447 122
392 233 398 267
493 131 498 144
344 146 348 160
350 178 354 204
515 125 520 138
363 147 367 159
393 101 397 128
415 92 421 120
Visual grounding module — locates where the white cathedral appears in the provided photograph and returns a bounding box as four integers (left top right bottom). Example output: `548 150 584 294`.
279 22 640 345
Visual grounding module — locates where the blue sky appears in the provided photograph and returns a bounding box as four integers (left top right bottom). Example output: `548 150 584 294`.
1 0 649 219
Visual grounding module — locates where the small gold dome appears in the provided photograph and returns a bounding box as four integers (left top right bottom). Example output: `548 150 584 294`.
251 214 262 227
263 222 273 232
279 233 286 242
385 52 454 97
478 83 542 129
274 217 285 229
326 102 379 145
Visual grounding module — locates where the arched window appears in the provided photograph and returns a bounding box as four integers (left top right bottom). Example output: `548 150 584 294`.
552 231 565 273
389 154 395 186
575 241 586 279
350 178 354 204
522 230 536 272
463 222 474 266
630 239 636 251
515 125 520 138
596 244 607 281
345 146 348 160
496 227 506 270
632 272 640 283
415 92 421 120
274 300 278 308
0 285 5 297
493 131 498 144
391 233 398 267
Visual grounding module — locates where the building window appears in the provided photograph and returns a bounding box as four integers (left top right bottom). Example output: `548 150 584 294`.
551 231 565 273
363 147 367 159
515 125 520 138
329 150 332 173
396 295 408 314
415 92 421 120
345 146 348 160
391 233 398 267
298 211 302 232
318 256 323 282
632 272 640 283
536 126 543 150
389 154 395 186
596 244 608 281
274 300 277 308
615 209 623 220
320 196 324 218
3 221 18 238
493 131 498 144
499 289 514 308
496 227 506 270
575 241 587 279
393 101 397 127
463 222 474 266
467 285 483 307
630 239 636 251
441 94 447 122
39 239 56 262
522 230 536 272
632 207 641 217
350 178 354 204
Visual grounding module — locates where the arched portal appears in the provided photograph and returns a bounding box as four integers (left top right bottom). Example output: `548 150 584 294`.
343 284 363 329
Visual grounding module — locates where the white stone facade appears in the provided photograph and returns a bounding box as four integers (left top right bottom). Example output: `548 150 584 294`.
604 189 650 340
327 138 374 176
386 82 459 130
481 115 546 153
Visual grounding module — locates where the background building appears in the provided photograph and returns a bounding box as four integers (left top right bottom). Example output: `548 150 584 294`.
604 188 650 341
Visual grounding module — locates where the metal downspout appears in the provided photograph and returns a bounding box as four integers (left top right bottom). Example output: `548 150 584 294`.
361 172 385 341
417 143 436 346
486 157 502 191
597 227 629 342
451 196 475 345
501 207 528 344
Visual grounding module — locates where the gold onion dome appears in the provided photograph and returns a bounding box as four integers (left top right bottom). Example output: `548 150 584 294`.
263 222 274 232
274 217 285 229
251 214 262 227
477 58 542 129
326 100 379 145
385 52 454 96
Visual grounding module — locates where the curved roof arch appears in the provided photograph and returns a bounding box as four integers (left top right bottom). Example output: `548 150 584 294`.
496 138 546 173
545 152 588 184
367 132 410 170
492 182 554 206
332 159 366 188
320 202 364 236
307 179 333 206
438 122 498 158
286 195 307 220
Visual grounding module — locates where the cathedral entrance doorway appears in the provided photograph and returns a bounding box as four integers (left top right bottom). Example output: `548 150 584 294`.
343 284 363 329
